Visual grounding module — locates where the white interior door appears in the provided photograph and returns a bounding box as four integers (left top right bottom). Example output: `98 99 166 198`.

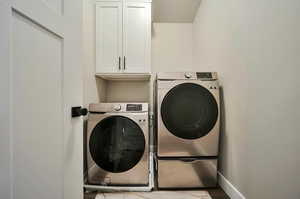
123 2 151 73
96 1 123 73
0 0 83 199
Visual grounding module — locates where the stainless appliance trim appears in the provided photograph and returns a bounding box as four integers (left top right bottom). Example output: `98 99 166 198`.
89 103 149 113
157 72 218 80
157 158 218 189
87 110 149 186
157 79 220 157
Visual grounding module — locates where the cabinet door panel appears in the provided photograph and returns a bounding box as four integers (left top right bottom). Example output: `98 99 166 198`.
96 2 123 73
123 2 151 73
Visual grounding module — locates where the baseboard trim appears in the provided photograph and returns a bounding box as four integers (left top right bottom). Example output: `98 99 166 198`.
218 172 246 199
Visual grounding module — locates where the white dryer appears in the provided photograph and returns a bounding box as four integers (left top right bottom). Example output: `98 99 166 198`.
86 103 149 186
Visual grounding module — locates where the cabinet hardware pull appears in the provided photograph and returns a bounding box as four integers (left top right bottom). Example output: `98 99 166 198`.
118 57 121 70
124 56 126 70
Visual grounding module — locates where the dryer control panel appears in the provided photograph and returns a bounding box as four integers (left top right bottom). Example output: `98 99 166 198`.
196 72 218 80
157 72 218 81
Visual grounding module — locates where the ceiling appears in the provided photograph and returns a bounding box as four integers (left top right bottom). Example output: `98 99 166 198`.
152 0 201 23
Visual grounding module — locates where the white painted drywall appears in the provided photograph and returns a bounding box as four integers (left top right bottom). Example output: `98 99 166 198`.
152 23 195 72
0 2 11 199
83 0 99 106
105 81 150 103
193 0 300 198
152 0 201 23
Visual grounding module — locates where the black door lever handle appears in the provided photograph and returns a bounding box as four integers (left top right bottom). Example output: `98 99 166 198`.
72 106 88 117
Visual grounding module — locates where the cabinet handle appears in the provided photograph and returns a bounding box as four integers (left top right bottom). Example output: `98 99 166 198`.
118 57 121 70
123 56 126 70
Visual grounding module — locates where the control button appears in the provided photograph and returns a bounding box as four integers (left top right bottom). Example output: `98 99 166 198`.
139 119 142 122
113 104 122 111
185 73 192 79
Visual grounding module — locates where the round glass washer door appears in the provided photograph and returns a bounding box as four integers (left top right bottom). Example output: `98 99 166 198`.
161 83 218 140
89 116 145 173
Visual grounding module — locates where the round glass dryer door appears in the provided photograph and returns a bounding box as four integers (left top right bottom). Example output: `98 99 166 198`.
89 116 145 173
161 83 218 140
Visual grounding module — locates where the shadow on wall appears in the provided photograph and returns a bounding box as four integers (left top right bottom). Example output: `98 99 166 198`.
83 119 88 182
218 86 229 176
151 22 156 38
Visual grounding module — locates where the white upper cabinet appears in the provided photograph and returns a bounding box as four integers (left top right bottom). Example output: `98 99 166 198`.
96 0 151 74
96 2 123 73
123 2 151 73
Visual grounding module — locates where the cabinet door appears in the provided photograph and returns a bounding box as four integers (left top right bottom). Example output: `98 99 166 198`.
1 0 83 199
96 2 123 73
123 2 151 73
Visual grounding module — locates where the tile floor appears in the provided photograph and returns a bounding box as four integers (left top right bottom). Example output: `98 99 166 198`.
95 191 212 199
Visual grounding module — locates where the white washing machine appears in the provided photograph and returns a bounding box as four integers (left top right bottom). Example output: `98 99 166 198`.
87 103 149 186
156 72 220 188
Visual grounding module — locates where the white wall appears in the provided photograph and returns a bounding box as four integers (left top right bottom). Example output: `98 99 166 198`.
152 0 201 23
0 2 11 199
193 0 300 198
83 0 99 106
105 81 150 103
152 23 194 72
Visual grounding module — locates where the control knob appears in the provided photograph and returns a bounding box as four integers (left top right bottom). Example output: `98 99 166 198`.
113 104 122 111
185 73 192 79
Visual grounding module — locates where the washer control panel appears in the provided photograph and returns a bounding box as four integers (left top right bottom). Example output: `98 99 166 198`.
113 104 122 111
89 103 148 113
126 104 143 112
184 73 193 79
197 72 213 79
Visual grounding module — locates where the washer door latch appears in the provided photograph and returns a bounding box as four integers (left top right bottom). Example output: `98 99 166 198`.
72 106 88 117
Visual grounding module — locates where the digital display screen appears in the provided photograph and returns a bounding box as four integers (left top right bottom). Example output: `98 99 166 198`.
126 104 142 111
196 72 212 79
